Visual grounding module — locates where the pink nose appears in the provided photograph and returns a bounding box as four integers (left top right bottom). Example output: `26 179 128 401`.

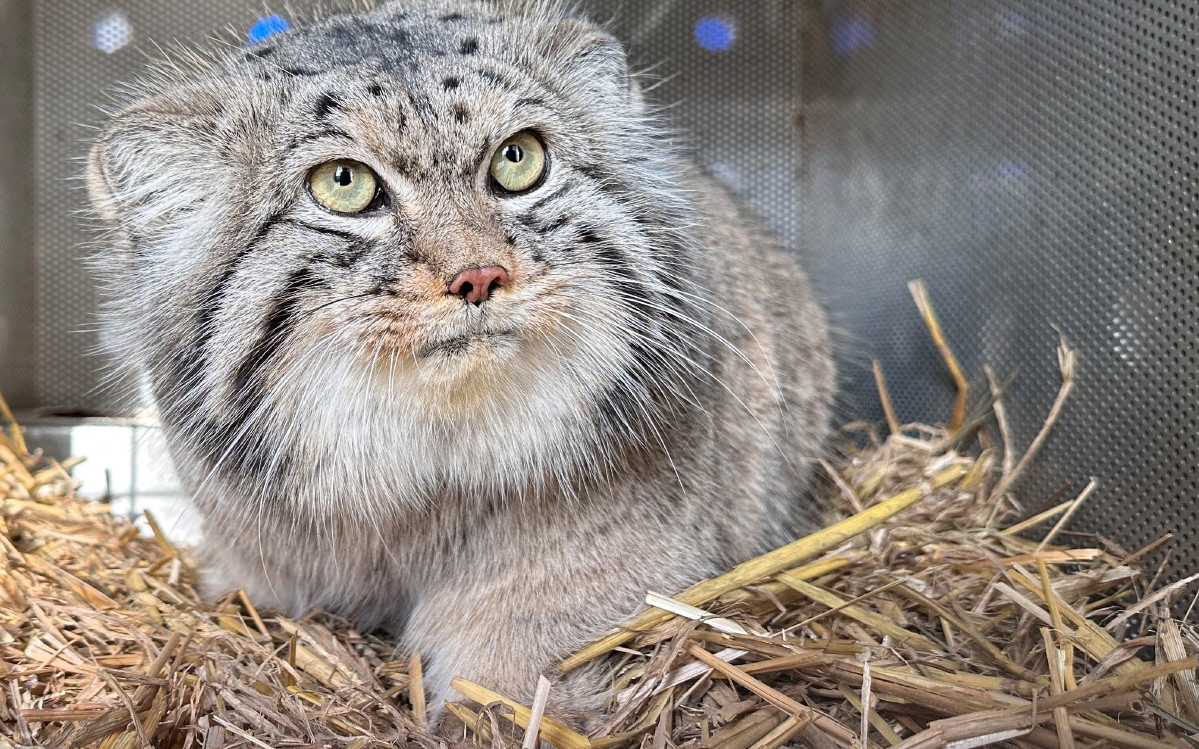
448 265 510 305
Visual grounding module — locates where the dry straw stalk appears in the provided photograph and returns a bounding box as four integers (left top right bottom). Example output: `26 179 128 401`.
2 284 1198 748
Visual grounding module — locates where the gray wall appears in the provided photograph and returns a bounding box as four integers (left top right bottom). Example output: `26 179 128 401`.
0 0 36 411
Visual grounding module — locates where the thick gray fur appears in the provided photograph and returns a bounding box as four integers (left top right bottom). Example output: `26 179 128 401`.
87 0 834 730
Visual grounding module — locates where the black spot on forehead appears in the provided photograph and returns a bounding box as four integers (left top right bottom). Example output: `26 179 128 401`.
443 76 460 90
280 65 321 77
475 69 512 89
460 37 479 55
314 92 341 118
441 12 465 21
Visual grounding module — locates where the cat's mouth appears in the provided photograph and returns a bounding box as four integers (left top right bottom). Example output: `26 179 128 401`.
414 329 520 359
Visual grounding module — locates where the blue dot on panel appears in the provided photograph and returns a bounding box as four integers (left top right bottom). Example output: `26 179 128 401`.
994 159 1028 180
831 16 875 57
248 15 290 45
694 16 736 53
92 10 134 54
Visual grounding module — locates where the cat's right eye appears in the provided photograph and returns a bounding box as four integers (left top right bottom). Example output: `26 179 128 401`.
307 160 381 214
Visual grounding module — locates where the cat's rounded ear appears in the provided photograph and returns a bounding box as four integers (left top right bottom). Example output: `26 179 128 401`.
87 88 223 225
542 19 632 95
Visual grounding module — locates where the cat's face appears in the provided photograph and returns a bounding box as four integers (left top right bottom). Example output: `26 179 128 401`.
89 0 699 505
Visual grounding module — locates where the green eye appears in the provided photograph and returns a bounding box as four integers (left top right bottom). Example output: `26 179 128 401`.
308 160 380 214
489 130 546 193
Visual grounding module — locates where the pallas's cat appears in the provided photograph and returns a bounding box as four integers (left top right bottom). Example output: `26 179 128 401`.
87 0 834 727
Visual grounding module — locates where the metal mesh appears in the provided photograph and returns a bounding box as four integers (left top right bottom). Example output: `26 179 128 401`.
801 0 1199 611
0 0 36 411
21 1 1199 609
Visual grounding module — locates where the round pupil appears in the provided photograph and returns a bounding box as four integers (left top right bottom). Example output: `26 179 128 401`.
334 166 353 187
503 144 524 163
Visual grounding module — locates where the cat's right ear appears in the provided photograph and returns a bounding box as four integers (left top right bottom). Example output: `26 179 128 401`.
87 89 222 226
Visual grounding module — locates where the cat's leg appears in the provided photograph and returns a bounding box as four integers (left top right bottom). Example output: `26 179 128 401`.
404 575 643 735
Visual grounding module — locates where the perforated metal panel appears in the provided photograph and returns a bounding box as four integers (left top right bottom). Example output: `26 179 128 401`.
18 1 1199 611
0 0 36 411
802 0 1199 612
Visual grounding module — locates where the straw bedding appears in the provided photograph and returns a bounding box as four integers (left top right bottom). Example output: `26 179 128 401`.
2 298 1198 749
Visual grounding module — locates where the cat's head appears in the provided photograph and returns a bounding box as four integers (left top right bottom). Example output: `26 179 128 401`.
88 0 704 509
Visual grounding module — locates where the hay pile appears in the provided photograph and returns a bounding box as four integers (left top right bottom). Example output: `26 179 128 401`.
3 299 1199 748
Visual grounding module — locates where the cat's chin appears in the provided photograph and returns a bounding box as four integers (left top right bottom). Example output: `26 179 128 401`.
235 341 614 520
357 329 530 399
232 311 636 512
406 329 526 389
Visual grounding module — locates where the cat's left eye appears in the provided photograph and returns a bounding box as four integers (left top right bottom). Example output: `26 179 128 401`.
489 131 547 193
308 160 381 214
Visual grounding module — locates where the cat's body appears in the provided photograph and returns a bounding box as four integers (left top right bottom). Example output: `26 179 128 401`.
88 0 833 727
